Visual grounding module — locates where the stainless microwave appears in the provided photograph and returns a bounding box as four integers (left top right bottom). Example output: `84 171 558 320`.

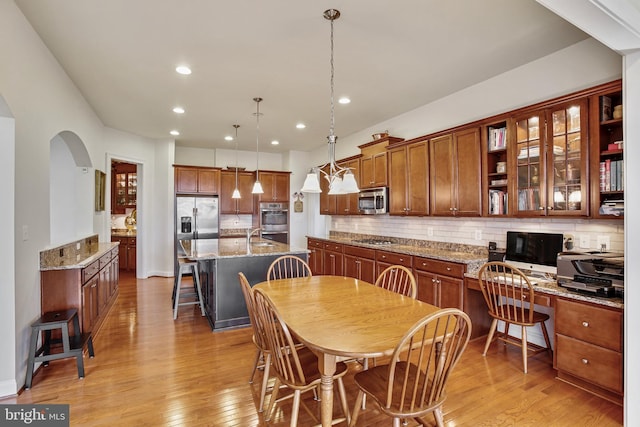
358 187 388 214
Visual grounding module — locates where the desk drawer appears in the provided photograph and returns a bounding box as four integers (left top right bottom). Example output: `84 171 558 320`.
376 250 412 267
414 256 464 278
555 298 622 351
556 334 622 393
82 260 100 283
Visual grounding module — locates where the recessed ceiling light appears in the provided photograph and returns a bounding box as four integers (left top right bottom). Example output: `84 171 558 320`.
296 123 306 129
271 140 279 145
175 65 192 75
173 106 185 114
225 135 233 141
170 130 180 136
338 97 351 104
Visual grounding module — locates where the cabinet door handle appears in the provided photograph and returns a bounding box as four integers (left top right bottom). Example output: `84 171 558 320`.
399 258 404 262
539 206 545 210
581 358 589 365
422 262 428 267
547 206 554 210
432 278 436 283
446 267 451 271
382 255 386 259
582 321 589 328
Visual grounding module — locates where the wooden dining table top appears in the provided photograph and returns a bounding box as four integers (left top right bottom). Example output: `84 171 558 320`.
254 275 441 360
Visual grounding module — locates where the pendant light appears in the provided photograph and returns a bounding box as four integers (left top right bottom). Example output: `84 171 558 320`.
231 124 241 199
300 9 359 195
251 97 264 194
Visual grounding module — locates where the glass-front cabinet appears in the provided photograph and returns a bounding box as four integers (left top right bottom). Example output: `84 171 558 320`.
112 161 137 214
513 99 588 217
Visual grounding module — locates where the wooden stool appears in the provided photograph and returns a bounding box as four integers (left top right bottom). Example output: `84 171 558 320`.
173 258 205 319
25 308 95 389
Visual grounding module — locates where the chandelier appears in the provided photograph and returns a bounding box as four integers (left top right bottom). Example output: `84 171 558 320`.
301 9 359 195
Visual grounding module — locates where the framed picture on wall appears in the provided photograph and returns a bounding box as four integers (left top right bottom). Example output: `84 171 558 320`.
95 169 106 211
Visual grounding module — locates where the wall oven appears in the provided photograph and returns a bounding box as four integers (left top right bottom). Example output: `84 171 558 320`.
358 187 388 214
259 202 289 243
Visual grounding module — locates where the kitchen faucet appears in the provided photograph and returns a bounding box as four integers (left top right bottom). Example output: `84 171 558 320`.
247 227 261 242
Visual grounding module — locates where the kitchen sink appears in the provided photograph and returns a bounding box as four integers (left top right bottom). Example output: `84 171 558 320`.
251 241 274 247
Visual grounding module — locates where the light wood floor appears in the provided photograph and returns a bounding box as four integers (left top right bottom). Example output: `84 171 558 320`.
3 273 623 426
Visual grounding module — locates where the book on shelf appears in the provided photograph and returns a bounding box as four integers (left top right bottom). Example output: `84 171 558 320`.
599 159 624 192
488 126 507 151
601 95 612 121
488 189 508 215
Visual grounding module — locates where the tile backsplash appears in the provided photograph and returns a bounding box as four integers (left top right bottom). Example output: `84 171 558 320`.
330 216 624 253
39 234 100 268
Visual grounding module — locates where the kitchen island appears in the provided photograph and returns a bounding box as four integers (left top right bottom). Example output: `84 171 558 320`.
180 237 308 330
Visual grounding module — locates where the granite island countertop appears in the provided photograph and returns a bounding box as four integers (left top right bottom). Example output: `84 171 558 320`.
181 238 308 260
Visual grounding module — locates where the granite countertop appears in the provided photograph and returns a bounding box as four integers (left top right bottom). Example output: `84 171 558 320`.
180 238 308 260
40 242 119 271
111 229 137 237
309 233 623 310
307 234 487 269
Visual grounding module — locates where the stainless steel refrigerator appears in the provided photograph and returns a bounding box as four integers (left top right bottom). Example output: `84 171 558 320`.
176 196 220 241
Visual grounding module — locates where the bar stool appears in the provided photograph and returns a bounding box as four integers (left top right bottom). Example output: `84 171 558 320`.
25 308 95 389
173 258 206 319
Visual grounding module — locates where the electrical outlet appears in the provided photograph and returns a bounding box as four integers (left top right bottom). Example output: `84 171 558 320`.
427 227 434 237
475 230 482 240
597 235 610 251
579 234 590 249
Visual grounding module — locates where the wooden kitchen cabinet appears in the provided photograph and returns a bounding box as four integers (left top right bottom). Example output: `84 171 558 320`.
111 161 137 214
554 297 623 404
336 158 361 215
112 235 136 272
323 242 344 276
376 250 412 275
174 165 220 195
388 140 429 216
358 136 402 188
483 119 510 216
589 80 624 219
319 164 338 215
343 244 376 283
41 246 119 335
307 238 325 275
414 256 465 309
220 170 255 214
512 99 589 217
256 171 290 202
429 127 482 217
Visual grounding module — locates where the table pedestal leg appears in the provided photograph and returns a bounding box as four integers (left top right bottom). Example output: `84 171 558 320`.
317 353 337 427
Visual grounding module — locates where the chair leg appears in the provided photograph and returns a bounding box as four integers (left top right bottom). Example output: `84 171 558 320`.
173 268 184 319
258 353 271 412
25 328 40 389
337 377 350 425
393 417 401 427
76 351 85 379
541 320 552 353
191 264 206 316
249 348 261 383
87 336 95 358
349 391 364 427
521 326 528 374
482 318 498 355
265 378 281 422
432 407 445 427
361 358 368 410
290 390 301 427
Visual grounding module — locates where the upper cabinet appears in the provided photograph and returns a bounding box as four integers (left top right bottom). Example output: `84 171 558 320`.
336 157 361 215
512 99 589 217
175 165 220 195
483 119 510 216
388 140 429 216
319 164 338 215
359 136 403 189
220 170 255 214
589 81 624 219
429 127 482 217
256 171 290 203
111 161 137 214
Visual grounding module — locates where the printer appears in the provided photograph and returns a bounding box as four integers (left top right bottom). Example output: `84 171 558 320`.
556 251 624 298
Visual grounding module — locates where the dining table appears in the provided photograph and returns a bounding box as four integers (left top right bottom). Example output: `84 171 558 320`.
254 275 441 427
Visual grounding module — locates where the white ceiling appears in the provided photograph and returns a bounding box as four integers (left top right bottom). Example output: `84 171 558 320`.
15 0 590 153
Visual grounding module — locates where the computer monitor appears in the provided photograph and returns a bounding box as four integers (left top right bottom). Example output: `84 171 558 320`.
505 231 564 275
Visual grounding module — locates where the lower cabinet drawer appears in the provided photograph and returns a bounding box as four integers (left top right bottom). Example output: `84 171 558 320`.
555 298 623 351
376 250 412 267
555 334 623 393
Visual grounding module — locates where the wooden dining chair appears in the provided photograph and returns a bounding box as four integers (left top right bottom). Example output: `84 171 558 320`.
477 261 552 373
375 265 417 299
253 287 350 426
238 272 273 413
349 308 472 427
267 255 312 281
